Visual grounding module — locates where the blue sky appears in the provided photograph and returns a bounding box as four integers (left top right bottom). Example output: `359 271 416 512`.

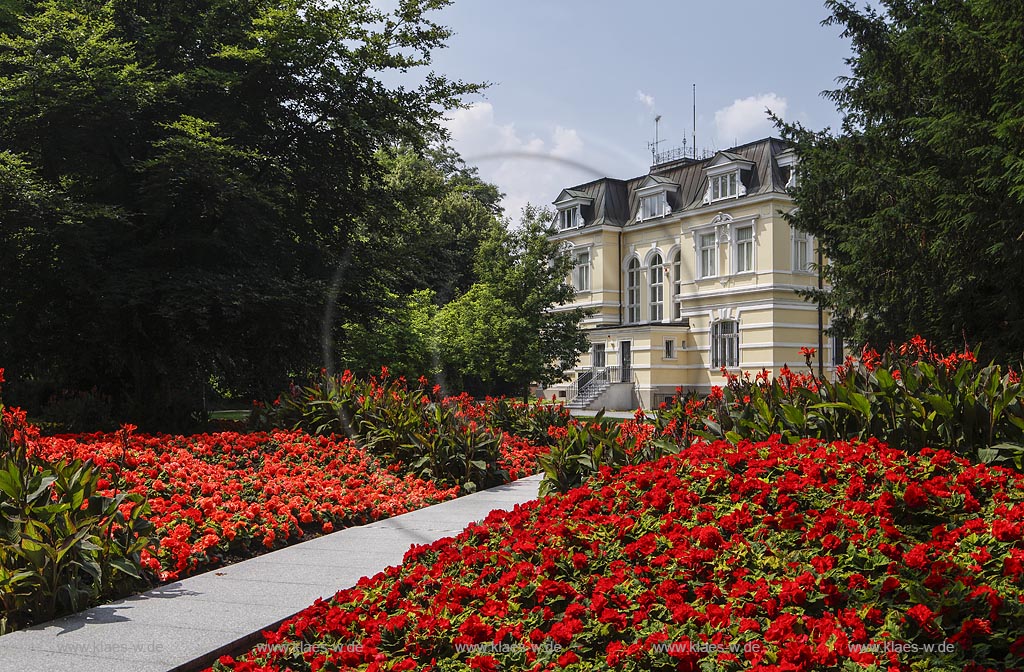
419 0 855 219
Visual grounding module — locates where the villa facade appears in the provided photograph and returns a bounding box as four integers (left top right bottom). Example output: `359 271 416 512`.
548 137 840 410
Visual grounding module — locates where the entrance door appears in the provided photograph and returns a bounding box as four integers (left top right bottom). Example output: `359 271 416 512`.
619 341 632 382
592 343 606 370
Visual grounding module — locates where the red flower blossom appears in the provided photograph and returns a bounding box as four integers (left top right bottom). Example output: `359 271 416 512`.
905 603 935 628
903 482 929 509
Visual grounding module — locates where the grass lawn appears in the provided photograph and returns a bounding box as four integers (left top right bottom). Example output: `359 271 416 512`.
208 409 250 421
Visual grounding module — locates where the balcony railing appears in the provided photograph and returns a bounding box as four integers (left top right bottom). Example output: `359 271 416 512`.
653 145 713 166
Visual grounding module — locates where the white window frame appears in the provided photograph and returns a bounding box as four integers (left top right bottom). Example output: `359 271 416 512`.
702 154 752 205
625 258 641 323
671 250 682 320
557 206 581 231
711 320 739 368
649 253 664 322
639 193 669 221
710 172 739 201
793 229 812 273
781 166 798 189
734 225 754 274
573 250 590 291
698 231 717 279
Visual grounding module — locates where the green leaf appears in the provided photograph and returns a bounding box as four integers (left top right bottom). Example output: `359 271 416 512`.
0 468 21 499
874 368 897 395
109 557 143 580
923 394 954 417
848 392 871 418
26 476 57 504
976 447 1003 463
781 404 806 428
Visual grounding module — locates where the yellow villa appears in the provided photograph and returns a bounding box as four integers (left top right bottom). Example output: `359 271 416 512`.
547 137 841 410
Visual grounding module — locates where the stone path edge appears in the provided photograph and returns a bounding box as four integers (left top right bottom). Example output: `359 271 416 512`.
0 474 544 672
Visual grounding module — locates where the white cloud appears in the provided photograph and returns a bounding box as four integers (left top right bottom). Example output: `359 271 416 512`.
714 93 788 146
444 103 609 222
635 90 656 111
551 126 583 158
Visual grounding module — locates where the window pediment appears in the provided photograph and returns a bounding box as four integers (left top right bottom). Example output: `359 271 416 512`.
554 189 594 208
704 151 754 177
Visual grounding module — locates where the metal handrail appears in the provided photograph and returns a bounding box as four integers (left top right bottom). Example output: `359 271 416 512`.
579 366 617 401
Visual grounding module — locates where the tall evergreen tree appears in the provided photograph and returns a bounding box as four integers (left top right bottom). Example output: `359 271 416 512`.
778 0 1024 362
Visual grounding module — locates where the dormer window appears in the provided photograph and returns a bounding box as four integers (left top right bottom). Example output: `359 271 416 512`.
777 148 798 190
558 207 581 230
634 175 678 222
552 189 593 232
702 151 753 205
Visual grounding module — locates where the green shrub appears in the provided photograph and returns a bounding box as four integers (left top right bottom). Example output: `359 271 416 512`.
408 402 506 494
661 339 1024 468
538 410 679 496
255 370 530 493
478 397 571 445
0 372 155 632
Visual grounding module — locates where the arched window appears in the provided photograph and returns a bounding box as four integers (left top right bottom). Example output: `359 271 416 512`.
626 258 641 323
671 250 682 320
711 320 739 368
649 254 663 322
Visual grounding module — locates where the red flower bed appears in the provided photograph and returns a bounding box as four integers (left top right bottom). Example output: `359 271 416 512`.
212 437 1024 671
31 430 464 581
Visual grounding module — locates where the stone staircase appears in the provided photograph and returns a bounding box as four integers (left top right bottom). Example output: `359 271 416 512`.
567 377 613 410
566 366 621 411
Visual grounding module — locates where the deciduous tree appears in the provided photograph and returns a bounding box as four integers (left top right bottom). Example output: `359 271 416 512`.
0 0 481 426
434 205 590 397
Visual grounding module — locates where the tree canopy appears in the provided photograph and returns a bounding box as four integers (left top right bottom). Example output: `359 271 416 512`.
0 0 482 426
434 205 591 398
778 0 1024 362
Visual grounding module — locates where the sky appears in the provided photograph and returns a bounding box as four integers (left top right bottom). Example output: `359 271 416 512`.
417 0 856 220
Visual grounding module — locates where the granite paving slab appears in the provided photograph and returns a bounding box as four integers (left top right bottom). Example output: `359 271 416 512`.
0 474 543 672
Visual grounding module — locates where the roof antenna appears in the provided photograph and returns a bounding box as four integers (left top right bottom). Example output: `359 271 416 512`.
648 114 663 164
692 84 697 159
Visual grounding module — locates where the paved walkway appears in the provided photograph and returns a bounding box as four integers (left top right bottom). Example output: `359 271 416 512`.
0 474 543 672
568 408 654 420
